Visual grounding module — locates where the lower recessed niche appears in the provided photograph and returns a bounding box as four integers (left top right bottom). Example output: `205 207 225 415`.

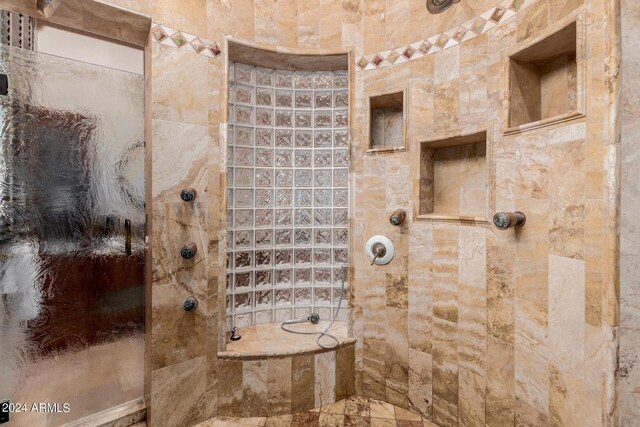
419 131 487 220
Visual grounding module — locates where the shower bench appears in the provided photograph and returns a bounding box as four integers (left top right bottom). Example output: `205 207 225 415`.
216 321 356 417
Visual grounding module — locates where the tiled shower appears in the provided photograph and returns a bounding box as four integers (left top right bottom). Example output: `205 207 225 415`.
226 63 349 328
2 0 636 425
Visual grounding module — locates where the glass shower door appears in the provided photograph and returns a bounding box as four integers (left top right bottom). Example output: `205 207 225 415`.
0 44 145 426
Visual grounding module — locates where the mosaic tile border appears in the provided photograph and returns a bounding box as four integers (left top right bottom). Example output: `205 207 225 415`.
150 23 222 58
356 0 531 71
150 0 527 65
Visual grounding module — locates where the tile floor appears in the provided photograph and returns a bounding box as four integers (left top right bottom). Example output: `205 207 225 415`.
196 397 437 427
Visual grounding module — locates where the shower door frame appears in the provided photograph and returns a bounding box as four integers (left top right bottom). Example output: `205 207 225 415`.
0 0 153 424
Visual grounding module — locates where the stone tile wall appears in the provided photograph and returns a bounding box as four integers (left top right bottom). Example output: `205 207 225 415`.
620 0 640 424
217 343 355 417
99 0 622 425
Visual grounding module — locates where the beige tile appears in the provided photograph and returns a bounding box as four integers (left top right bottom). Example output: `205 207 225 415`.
370 418 396 427
514 299 549 426
153 0 207 36
363 0 386 54
291 354 316 412
432 226 459 323
433 45 460 85
457 280 486 377
408 349 432 418
432 395 457 427
151 281 207 370
549 365 588 427
150 357 207 427
548 124 586 260
485 336 515 426
321 399 347 415
345 396 370 417
516 0 549 42
584 198 604 327
254 0 278 46
386 273 408 309
243 360 269 417
363 338 387 401
276 0 298 48
548 254 586 372
230 0 256 40
516 133 549 200
458 368 485 427
103 0 151 15
433 80 459 134
264 415 293 427
385 307 409 407
369 399 396 419
152 43 210 126
344 414 371 427
432 318 458 406
514 198 549 312
151 120 208 202
318 412 345 427
486 232 516 344
315 351 337 407
393 407 421 421
408 226 434 352
268 358 292 415
336 345 356 400
217 360 244 416
547 0 583 22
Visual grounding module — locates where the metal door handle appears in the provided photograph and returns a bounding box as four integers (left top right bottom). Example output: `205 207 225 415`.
124 219 131 256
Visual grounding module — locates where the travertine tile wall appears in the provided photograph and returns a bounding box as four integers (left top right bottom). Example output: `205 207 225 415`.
217 344 355 417
100 0 622 426
620 0 639 425
353 2 618 426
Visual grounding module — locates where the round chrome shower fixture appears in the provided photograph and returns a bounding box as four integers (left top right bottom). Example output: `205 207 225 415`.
181 242 198 259
427 0 461 14
389 209 407 226
180 188 197 202
183 296 198 312
493 211 527 230
230 326 241 341
365 235 395 266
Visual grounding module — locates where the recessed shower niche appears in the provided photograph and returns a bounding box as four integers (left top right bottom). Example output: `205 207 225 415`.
225 42 350 329
419 130 489 221
505 13 585 133
368 90 406 152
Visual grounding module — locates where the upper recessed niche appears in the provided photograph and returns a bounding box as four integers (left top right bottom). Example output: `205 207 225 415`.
505 14 585 133
368 90 406 153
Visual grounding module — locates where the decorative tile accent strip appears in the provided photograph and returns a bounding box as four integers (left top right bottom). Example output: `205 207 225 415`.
151 23 222 58
356 0 529 71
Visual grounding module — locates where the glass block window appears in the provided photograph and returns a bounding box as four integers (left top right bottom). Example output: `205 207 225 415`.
227 63 349 328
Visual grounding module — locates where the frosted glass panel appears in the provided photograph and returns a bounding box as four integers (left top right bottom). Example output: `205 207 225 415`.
227 63 349 326
0 45 144 425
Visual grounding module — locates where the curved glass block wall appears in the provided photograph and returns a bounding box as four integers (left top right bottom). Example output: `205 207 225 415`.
227 63 349 328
